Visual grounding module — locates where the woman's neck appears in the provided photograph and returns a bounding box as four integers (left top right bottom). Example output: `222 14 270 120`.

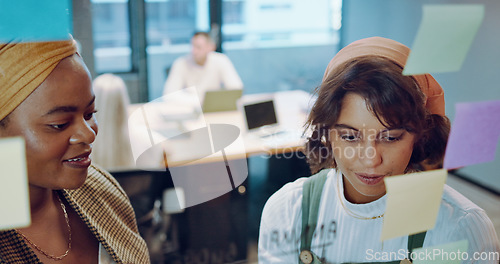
28 186 57 218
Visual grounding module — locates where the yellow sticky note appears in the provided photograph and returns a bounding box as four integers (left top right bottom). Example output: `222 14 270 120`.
0 137 31 230
403 4 485 75
413 240 468 264
381 169 447 241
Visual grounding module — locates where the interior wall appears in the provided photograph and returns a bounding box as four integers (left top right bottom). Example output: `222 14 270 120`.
342 0 500 192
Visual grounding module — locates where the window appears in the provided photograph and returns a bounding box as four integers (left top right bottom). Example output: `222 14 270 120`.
223 0 244 24
91 0 132 73
145 0 205 46
91 0 343 101
144 0 342 49
222 0 342 49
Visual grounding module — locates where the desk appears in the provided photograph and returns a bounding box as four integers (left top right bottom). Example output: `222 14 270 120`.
125 90 316 260
128 89 315 169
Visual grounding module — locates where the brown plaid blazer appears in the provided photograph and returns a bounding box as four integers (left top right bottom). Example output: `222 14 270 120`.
0 165 150 263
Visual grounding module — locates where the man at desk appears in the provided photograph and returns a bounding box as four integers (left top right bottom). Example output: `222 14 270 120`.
162 31 243 96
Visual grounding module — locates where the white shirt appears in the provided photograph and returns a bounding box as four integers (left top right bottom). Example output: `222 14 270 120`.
162 52 243 96
99 243 117 264
259 169 500 263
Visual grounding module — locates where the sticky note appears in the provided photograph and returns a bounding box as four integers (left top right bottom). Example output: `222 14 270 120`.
403 4 484 75
412 240 468 264
381 169 447 241
0 137 31 230
0 0 73 43
443 100 500 170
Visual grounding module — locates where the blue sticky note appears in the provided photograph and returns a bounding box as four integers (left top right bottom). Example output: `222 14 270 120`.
403 4 485 75
0 0 73 42
443 100 500 170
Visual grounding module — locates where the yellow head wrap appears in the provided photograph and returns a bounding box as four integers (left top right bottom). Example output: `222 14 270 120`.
323 37 445 116
0 39 77 121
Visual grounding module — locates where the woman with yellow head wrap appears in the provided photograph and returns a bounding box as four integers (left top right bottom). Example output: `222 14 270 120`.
258 37 499 263
0 40 149 263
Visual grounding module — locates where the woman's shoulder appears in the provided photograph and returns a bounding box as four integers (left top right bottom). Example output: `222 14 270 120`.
64 164 150 263
432 185 499 251
261 169 335 224
262 176 307 214
440 184 485 216
437 184 494 229
64 164 133 222
86 164 128 197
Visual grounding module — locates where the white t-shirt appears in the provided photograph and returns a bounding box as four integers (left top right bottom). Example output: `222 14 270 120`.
258 169 500 263
163 52 243 96
99 243 117 264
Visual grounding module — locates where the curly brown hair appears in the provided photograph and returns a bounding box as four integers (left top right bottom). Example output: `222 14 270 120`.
304 56 450 174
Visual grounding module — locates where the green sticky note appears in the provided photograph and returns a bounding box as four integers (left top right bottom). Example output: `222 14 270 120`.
403 4 485 75
412 240 468 264
0 137 31 231
0 0 73 43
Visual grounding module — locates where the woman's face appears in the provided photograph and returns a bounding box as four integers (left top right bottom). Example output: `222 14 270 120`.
329 93 415 203
0 54 98 190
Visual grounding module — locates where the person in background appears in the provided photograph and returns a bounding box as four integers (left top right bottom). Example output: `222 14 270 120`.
92 73 135 170
0 38 150 263
162 31 243 96
258 37 499 263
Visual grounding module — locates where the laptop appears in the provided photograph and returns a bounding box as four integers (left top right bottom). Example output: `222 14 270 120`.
202 89 243 113
238 94 304 148
238 94 285 137
243 100 279 133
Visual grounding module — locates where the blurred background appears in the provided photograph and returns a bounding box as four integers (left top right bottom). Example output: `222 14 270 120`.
70 0 500 263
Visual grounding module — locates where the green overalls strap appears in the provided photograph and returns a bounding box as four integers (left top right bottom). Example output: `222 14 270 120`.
300 170 426 264
301 169 330 253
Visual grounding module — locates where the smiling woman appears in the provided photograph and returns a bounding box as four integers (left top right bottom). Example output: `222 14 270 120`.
4 55 97 191
258 37 500 264
0 39 149 263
